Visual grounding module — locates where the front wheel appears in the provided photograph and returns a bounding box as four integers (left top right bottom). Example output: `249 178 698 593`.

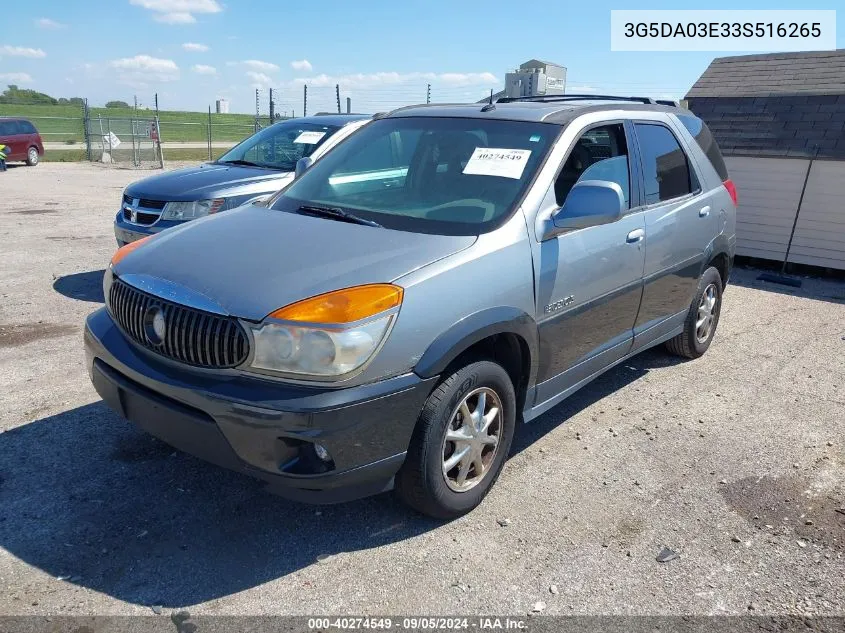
665 266 723 359
26 147 39 166
396 360 516 519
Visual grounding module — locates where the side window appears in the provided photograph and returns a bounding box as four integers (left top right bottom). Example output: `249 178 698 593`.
0 121 15 135
677 114 729 181
634 123 693 204
337 132 396 174
554 123 630 209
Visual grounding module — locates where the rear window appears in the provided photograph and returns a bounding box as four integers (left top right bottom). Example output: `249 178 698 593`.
19 120 37 134
677 114 729 181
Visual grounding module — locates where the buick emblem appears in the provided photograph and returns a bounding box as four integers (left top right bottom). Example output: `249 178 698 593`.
143 305 167 346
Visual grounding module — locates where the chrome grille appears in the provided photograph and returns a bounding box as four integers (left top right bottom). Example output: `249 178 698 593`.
108 278 249 368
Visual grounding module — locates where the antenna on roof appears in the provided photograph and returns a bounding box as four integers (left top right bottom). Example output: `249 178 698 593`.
481 88 496 112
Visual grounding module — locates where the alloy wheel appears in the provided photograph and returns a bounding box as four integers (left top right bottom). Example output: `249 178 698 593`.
695 283 718 343
441 387 502 492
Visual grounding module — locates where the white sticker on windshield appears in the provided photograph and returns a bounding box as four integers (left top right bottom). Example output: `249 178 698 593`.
462 147 532 179
293 131 327 144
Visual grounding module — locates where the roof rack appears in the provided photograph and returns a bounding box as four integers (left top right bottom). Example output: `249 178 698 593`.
495 94 656 105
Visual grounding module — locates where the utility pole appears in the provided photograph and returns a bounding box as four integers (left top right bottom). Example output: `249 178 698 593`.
336 84 341 114
427 83 431 104
269 88 275 122
303 84 308 117
207 105 213 162
154 92 159 116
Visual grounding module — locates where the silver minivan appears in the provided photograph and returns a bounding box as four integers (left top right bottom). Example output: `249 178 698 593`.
86 96 737 518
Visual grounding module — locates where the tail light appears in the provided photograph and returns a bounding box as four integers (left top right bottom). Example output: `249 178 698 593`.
723 179 738 206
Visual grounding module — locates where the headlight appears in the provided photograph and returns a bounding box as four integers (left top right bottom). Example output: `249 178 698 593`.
161 198 225 221
247 284 403 379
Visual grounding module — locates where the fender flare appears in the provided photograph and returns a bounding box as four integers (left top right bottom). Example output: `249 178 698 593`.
702 234 733 281
414 306 539 390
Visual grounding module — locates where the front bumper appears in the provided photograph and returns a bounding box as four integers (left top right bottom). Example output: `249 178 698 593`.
114 211 182 247
84 307 437 503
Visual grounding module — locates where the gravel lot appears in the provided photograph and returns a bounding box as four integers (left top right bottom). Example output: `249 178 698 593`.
1 162 843 617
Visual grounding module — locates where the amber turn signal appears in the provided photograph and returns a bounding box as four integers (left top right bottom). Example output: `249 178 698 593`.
269 284 404 324
110 235 152 267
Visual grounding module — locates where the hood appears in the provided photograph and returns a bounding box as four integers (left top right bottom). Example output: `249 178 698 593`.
114 205 476 321
125 163 291 200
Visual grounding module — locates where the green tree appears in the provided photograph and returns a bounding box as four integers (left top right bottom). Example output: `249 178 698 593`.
105 100 131 109
0 85 57 105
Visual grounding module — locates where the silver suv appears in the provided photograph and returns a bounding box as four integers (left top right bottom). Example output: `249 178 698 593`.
84 96 737 518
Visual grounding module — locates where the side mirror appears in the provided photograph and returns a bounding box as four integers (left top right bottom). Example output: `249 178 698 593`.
294 156 313 178
552 180 625 231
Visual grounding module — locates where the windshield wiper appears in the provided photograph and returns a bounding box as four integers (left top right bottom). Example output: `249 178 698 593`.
297 205 382 228
218 159 262 167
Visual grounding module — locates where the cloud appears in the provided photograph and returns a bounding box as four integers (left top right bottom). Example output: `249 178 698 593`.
0 72 33 83
293 70 499 89
109 55 180 85
192 64 216 75
156 12 195 23
438 72 498 86
36 18 67 29
290 59 312 72
247 71 273 89
242 60 280 73
0 45 47 59
182 42 209 52
129 0 222 24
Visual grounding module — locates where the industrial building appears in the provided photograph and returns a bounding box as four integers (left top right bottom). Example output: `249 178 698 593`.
483 59 567 102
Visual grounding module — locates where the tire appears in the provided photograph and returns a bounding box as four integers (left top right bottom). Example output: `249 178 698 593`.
396 360 516 519
26 147 39 167
665 266 723 359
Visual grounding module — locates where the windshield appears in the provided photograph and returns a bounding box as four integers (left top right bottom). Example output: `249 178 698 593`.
217 120 341 170
271 116 558 235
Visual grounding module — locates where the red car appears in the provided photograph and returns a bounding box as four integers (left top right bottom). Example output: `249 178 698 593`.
0 118 44 166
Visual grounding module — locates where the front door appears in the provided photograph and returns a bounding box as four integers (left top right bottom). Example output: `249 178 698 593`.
534 122 645 407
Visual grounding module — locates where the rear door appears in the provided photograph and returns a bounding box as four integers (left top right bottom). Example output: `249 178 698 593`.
0 120 21 159
630 120 717 350
533 121 646 406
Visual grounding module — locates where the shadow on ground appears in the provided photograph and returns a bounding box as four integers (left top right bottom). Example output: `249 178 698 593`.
730 264 845 305
53 269 106 303
0 348 673 608
512 347 682 454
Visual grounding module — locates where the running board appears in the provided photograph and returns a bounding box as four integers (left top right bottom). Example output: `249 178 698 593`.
522 324 684 423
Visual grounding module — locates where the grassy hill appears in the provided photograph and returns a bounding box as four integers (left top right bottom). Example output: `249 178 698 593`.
0 103 263 144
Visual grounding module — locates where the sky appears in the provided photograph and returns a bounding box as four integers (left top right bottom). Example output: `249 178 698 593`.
1 0 843 115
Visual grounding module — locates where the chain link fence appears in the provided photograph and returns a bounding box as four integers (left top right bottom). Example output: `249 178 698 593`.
0 82 499 168
86 115 163 168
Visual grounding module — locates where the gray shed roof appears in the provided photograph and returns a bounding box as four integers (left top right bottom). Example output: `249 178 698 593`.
686 50 845 98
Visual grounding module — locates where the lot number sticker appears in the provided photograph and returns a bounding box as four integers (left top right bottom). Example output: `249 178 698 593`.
463 147 532 180
293 131 327 144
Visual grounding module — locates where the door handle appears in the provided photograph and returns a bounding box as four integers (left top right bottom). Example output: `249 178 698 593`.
626 228 645 243
699 206 711 218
